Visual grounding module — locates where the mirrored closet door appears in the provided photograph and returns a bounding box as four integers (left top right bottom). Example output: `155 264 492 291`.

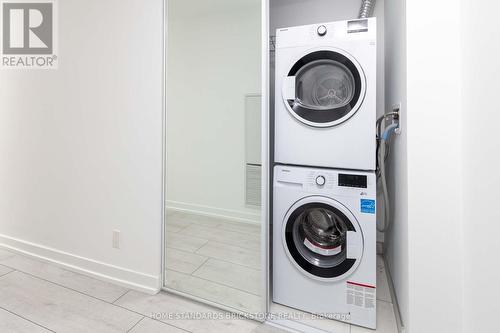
164 0 263 316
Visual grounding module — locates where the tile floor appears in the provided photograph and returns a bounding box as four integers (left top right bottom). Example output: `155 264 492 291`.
0 247 274 333
164 210 398 333
0 212 398 333
165 210 262 314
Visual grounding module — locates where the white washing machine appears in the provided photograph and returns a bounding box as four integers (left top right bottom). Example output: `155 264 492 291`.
274 18 376 170
273 165 376 329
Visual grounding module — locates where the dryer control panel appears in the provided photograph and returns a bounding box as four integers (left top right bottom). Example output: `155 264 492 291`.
275 17 376 49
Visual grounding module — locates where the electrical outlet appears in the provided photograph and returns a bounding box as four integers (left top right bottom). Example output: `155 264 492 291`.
112 230 120 249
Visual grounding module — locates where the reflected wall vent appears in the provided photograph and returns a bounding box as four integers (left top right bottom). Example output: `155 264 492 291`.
246 164 261 207
245 93 262 207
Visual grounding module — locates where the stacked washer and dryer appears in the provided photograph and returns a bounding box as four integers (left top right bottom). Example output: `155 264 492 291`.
273 18 378 329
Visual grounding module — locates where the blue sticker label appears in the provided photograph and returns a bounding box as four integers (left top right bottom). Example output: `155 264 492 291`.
361 199 376 214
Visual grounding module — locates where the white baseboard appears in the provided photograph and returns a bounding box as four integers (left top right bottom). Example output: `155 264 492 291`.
166 200 261 225
0 234 161 295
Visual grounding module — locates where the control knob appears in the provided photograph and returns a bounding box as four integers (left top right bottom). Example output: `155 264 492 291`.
317 25 327 36
316 175 326 186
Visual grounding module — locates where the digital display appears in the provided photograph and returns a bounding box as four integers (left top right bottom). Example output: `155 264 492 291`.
338 174 367 188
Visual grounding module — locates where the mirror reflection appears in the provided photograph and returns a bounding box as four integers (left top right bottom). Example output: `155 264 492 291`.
164 0 262 315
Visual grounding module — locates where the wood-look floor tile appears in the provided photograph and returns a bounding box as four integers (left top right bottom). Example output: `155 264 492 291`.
116 289 259 333
196 241 261 270
270 303 350 333
251 323 290 333
192 259 261 295
179 225 260 251
166 233 209 253
165 216 190 230
175 213 224 227
0 271 142 333
165 270 262 315
0 248 15 260
0 264 13 277
0 308 52 333
217 221 261 236
166 248 207 274
166 225 187 234
376 257 392 303
0 254 128 303
128 317 186 333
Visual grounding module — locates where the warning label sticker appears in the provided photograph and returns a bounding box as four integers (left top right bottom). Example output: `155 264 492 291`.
346 281 376 309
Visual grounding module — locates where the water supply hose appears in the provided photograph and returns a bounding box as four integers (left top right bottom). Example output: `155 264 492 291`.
377 123 398 232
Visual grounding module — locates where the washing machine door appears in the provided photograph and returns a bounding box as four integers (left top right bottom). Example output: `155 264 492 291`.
282 196 363 281
282 49 366 128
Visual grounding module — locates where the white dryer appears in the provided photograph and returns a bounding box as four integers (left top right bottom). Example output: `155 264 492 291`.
273 165 376 329
274 18 376 170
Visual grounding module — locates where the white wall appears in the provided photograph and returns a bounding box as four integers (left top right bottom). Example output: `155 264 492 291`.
391 1 500 332
461 1 500 332
166 0 262 223
406 1 464 332
0 0 164 293
383 0 408 329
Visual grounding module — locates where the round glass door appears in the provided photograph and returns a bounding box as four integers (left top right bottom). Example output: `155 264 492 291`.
282 50 366 127
282 198 363 280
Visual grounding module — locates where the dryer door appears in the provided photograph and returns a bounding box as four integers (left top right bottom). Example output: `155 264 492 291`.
282 196 363 281
282 49 366 128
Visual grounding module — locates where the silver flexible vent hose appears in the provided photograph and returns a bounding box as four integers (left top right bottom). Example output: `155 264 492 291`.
359 0 376 18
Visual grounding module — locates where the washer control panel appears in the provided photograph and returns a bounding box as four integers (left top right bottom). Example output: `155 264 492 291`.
274 166 375 196
307 171 335 189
